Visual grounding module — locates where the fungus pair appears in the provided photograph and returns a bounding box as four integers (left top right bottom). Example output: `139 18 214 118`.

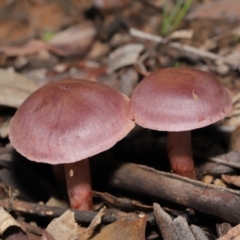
9 79 135 210
9 68 232 211
130 68 232 179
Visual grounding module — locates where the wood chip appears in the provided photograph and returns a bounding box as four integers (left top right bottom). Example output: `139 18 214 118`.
190 224 209 240
153 203 178 240
173 216 196 240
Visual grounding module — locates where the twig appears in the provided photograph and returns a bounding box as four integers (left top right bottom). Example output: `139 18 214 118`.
0 198 154 224
134 50 152 77
91 158 240 224
129 28 239 69
200 26 240 50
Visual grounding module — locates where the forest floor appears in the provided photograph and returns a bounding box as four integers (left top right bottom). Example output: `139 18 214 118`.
0 0 240 239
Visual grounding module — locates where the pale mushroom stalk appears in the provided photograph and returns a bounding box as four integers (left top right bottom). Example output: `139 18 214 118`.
64 159 92 210
167 131 196 179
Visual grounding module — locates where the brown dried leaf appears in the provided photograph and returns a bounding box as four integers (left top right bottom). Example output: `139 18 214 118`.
173 216 195 240
119 68 138 97
4 230 29 240
48 21 96 56
211 151 240 169
42 231 56 240
216 223 232 237
187 0 240 21
190 225 209 240
222 174 240 187
79 215 148 240
0 207 24 235
0 40 48 57
88 207 105 229
143 0 164 9
0 69 39 108
92 0 130 10
0 116 11 138
217 223 240 240
153 203 178 240
41 210 81 240
107 43 144 74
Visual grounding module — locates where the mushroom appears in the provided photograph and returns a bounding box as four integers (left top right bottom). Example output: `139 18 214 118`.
130 68 232 179
9 79 135 210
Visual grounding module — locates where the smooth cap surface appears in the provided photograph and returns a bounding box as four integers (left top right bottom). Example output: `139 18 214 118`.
9 79 135 164
130 68 232 131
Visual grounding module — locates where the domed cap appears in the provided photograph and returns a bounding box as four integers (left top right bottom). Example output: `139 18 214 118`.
130 68 232 131
9 79 135 164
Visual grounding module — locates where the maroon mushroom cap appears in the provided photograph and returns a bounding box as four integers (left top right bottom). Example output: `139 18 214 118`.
130 68 232 131
9 79 135 164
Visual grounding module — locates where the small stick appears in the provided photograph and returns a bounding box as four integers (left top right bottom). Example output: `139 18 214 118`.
0 198 154 224
129 28 238 68
91 159 240 224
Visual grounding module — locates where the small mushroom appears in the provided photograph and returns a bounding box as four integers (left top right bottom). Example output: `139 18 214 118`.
9 79 135 210
130 68 232 179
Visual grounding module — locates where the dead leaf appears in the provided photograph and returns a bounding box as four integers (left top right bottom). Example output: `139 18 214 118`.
0 69 39 108
173 216 196 240
42 231 56 240
0 40 48 57
0 207 24 235
190 225 209 240
217 223 240 240
79 215 147 240
168 29 194 40
41 210 81 240
211 151 240 169
0 116 11 138
153 203 178 240
187 0 240 21
216 222 232 237
143 0 164 9
92 0 130 10
88 207 106 229
48 21 96 56
107 43 144 74
119 68 138 97
0 1 69 45
222 174 240 187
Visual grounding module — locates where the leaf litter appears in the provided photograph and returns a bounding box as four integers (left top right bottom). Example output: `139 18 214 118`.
1 0 240 239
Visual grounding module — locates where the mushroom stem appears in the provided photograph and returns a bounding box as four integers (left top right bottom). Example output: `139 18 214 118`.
64 159 92 210
167 131 196 179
